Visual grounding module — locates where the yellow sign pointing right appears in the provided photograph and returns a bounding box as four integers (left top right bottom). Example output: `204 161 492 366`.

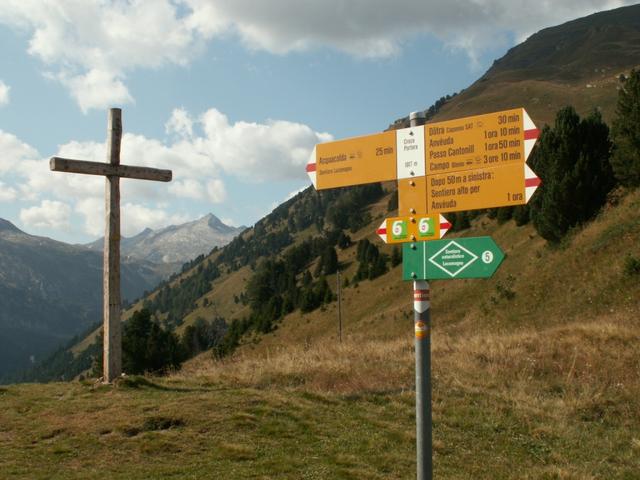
426 162 540 213
425 107 539 176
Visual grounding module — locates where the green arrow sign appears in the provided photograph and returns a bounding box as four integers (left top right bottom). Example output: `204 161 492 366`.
402 236 504 280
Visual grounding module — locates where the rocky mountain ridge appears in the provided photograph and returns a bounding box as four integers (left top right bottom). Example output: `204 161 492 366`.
84 213 245 268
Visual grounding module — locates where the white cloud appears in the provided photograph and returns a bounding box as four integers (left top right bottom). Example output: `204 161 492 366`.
0 181 17 201
0 130 40 173
200 108 332 181
1 1 635 110
0 0 215 112
20 200 71 229
168 178 206 200
193 0 638 60
0 80 9 106
121 203 190 237
75 197 191 237
75 197 103 237
62 68 134 114
166 108 194 139
1 107 322 237
220 217 237 227
206 178 226 203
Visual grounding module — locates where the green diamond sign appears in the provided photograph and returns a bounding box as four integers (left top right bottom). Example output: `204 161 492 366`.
402 236 504 280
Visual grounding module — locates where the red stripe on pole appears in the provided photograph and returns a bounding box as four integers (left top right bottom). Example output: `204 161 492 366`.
525 177 541 187
306 163 316 173
524 128 540 140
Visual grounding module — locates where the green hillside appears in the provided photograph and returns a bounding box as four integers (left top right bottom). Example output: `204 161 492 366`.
4 6 640 478
19 2 640 384
392 4 640 129
2 188 639 478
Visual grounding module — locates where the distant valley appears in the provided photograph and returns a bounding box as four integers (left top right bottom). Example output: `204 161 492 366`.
0 214 243 380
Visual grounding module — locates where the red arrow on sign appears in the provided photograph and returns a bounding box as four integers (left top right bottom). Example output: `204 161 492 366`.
525 163 541 202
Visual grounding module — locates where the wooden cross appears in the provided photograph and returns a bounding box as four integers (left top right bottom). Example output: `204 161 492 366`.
50 108 172 383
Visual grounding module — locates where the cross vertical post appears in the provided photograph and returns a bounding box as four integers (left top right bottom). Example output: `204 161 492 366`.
104 108 122 383
49 107 172 384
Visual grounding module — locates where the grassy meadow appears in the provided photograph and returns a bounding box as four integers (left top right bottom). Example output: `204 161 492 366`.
2 191 639 479
2 321 639 479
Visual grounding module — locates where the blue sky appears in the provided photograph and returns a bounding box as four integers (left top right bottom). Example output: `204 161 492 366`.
0 1 633 244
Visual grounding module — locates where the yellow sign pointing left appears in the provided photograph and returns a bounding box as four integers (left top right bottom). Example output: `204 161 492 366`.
306 126 426 190
307 131 396 190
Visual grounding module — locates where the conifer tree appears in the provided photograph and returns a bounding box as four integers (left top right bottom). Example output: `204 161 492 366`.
122 309 183 375
318 246 338 276
529 107 614 242
496 207 514 224
512 205 530 226
391 246 402 267
611 69 640 187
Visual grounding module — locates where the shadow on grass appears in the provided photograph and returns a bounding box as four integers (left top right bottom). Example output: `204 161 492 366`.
341 388 414 403
111 375 221 393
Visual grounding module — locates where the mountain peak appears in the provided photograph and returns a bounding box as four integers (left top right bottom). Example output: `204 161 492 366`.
0 218 21 233
201 213 226 229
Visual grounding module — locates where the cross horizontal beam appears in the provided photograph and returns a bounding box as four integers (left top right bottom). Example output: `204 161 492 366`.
50 157 172 182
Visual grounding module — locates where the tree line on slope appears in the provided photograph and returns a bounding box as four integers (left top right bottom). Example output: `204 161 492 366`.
81 92 468 373
86 310 227 377
91 69 640 374
20 71 640 381
482 70 640 243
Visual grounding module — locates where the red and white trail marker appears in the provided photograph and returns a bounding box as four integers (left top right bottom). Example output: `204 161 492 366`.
376 214 451 244
525 163 541 202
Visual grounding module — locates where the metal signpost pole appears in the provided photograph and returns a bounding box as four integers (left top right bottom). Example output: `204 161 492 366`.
414 279 431 480
409 111 432 480
305 107 539 478
337 270 342 343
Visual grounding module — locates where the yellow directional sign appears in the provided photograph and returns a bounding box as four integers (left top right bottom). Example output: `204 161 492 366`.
306 131 397 190
427 162 540 213
376 214 451 244
307 126 426 190
425 108 539 176
307 108 540 197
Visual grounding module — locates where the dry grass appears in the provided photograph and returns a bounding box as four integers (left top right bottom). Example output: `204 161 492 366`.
177 316 640 410
167 314 640 478
178 335 414 395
